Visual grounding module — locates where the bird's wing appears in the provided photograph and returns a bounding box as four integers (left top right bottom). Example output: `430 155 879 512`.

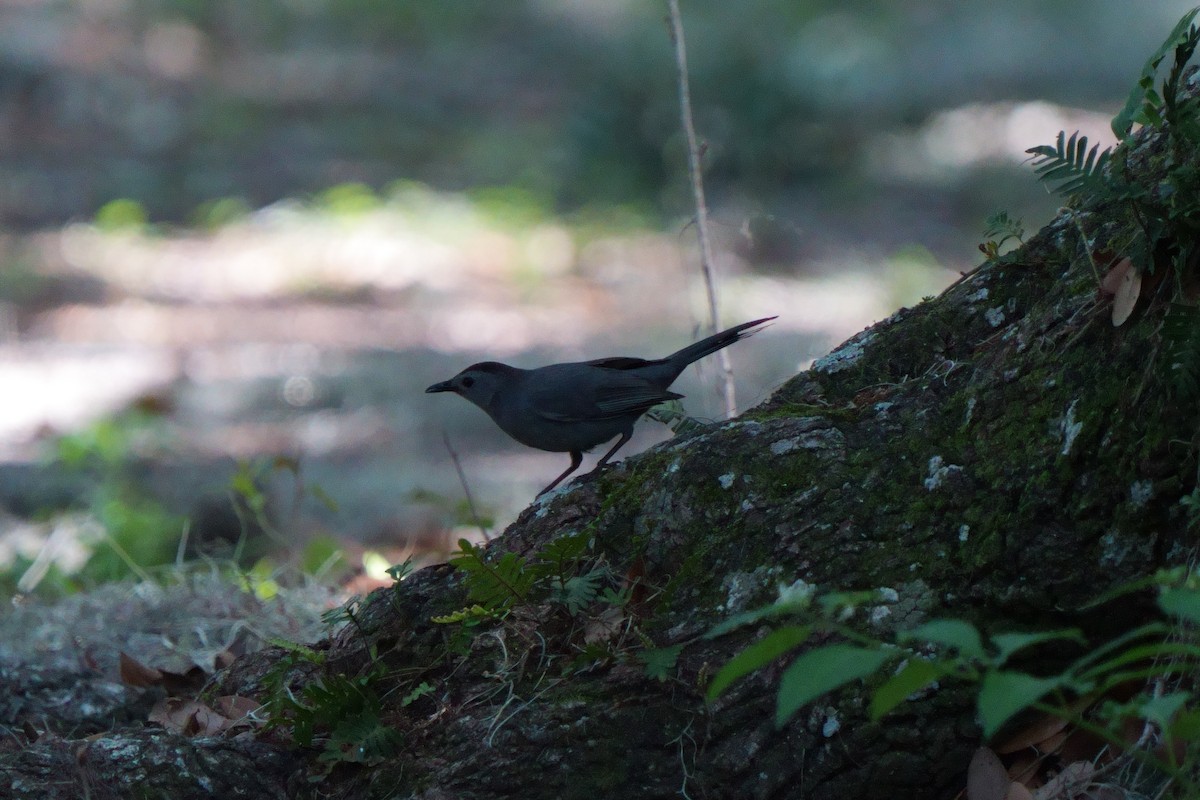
585 356 663 371
529 368 681 422
593 382 683 417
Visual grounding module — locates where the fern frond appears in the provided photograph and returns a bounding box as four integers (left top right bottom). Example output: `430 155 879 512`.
646 400 708 435
982 211 1024 243
639 644 684 681
1113 8 1200 138
534 529 591 578
1026 131 1112 198
450 539 536 609
400 681 435 706
553 569 605 615
323 709 402 765
265 637 324 661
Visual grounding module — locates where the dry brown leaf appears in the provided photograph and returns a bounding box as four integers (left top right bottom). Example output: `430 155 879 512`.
149 698 233 737
214 695 263 724
187 704 233 736
967 747 1011 800
1033 761 1094 800
1111 261 1141 327
625 556 648 610
159 665 208 695
1057 726 1110 766
583 606 626 645
1035 729 1069 755
1099 257 1131 296
996 712 1070 754
215 650 238 670
1006 753 1042 788
1006 782 1034 800
119 651 164 688
1155 731 1188 766
148 697 196 732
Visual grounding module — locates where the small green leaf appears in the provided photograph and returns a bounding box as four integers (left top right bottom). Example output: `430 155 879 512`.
386 558 415 582
640 644 684 681
1138 691 1190 729
977 670 1060 738
1067 622 1168 675
401 681 434 706
870 657 947 719
706 626 810 700
94 198 148 231
775 645 890 727
1158 586 1200 623
1077 641 1200 685
1079 570 1180 609
900 619 986 659
1171 708 1200 741
990 629 1085 666
230 471 258 501
706 600 809 639
816 589 879 615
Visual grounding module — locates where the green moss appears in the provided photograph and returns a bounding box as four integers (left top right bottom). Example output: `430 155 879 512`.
744 403 857 423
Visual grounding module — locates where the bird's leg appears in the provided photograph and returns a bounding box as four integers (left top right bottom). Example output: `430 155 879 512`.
538 450 583 496
594 432 632 469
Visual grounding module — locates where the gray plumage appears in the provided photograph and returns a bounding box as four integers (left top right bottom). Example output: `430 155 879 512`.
426 316 776 495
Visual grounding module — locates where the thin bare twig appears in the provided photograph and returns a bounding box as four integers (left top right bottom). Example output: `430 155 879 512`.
174 519 190 568
666 0 737 417
442 430 490 541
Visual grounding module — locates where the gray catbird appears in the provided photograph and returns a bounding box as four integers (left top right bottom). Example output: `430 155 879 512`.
426 316 776 495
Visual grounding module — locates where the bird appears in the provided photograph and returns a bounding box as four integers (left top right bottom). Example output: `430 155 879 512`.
426 316 776 495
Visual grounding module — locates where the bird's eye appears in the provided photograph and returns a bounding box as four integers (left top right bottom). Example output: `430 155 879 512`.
461 376 475 388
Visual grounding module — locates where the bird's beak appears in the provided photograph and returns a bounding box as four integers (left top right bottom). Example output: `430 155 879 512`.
425 380 455 394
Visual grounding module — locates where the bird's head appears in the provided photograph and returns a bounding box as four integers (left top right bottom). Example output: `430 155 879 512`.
425 362 518 410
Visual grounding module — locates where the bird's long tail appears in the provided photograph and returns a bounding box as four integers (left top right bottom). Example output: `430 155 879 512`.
668 316 777 367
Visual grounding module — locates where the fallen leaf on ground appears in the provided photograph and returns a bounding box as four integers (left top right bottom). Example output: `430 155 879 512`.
1033 761 1094 800
967 747 1011 800
214 695 263 724
119 652 164 688
584 606 626 644
149 698 233 737
996 712 1069 754
1006 782 1034 800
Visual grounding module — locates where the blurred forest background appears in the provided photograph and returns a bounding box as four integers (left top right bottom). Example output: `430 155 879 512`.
0 0 1192 595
